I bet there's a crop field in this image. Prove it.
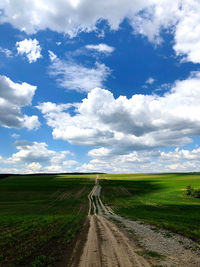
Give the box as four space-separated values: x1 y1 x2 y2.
0 174 95 266
1 172 200 266
100 173 200 242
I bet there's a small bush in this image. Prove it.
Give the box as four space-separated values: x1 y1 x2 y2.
193 189 200 198
186 185 200 198
186 185 193 196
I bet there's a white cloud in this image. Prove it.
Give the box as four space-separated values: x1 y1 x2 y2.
16 38 42 63
1 1 200 63
130 0 200 63
36 101 78 114
146 77 155 84
85 43 115 54
49 56 111 93
38 71 200 156
11 133 20 139
0 140 78 174
173 1 200 63
0 47 12 57
158 147 200 172
0 167 20 174
130 1 181 44
48 50 57 62
1 140 200 174
77 150 154 173
77 147 200 173
9 140 70 164
0 75 40 129
44 160 78 173
0 0 152 35
25 162 42 172
161 147 200 161
23 115 41 130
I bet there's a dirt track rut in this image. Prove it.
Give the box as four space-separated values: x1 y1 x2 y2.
76 177 150 267
69 177 200 267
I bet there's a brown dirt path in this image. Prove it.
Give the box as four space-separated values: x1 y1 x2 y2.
78 215 150 267
72 177 150 267
70 177 200 267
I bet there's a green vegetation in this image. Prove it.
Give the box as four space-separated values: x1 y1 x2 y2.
137 249 165 260
2 172 200 265
0 174 95 266
100 173 200 242
186 185 200 198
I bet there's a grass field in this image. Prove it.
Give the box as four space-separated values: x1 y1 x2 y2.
1 172 200 266
0 174 95 266
100 173 200 242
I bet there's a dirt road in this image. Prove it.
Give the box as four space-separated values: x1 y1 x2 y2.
69 177 200 267
75 177 150 267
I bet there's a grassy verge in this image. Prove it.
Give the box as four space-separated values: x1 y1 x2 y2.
100 173 200 242
0 174 95 266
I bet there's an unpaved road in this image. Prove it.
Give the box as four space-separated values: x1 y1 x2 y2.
70 177 200 267
74 177 150 267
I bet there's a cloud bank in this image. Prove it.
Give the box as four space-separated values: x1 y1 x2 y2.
1 0 200 63
38 71 200 156
0 140 78 174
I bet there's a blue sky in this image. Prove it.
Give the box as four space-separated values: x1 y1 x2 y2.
0 0 200 173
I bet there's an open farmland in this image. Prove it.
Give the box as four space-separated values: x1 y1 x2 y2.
100 173 200 242
1 172 200 267
0 174 95 266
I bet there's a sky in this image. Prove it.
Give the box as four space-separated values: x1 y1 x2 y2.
0 0 200 174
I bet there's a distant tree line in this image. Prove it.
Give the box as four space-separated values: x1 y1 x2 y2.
0 174 10 179
0 172 105 178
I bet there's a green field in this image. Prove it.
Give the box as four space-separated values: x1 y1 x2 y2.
1 172 200 266
0 174 95 266
100 173 200 242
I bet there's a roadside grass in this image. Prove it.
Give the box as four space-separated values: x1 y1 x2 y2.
0 174 95 266
100 173 200 242
137 249 165 260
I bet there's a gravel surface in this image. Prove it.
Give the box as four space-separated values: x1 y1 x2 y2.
109 214 200 267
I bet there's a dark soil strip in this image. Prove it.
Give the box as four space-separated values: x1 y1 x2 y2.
56 217 90 267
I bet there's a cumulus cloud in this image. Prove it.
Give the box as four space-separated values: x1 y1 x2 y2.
78 147 200 173
25 162 42 172
85 43 115 54
0 140 78 174
0 75 40 129
77 150 155 173
0 0 151 35
1 140 200 174
10 140 70 164
161 147 200 162
38 71 200 156
82 156 199 173
173 1 200 63
1 1 200 63
131 0 200 63
16 38 42 63
49 56 111 93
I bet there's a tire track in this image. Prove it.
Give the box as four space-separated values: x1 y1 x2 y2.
76 176 151 267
